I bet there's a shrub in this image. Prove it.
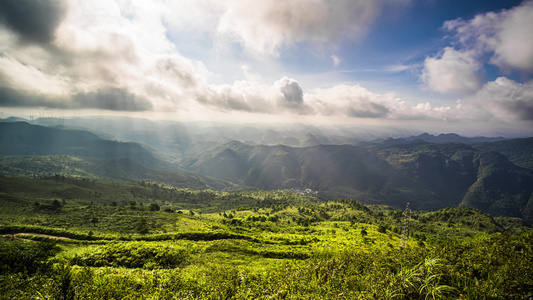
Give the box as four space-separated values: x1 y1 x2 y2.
70 242 188 269
0 238 60 274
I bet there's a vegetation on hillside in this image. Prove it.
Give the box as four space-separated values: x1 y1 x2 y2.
1 176 532 299
184 141 533 220
1 120 533 298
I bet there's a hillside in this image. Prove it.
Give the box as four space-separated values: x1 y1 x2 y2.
0 122 236 190
0 122 161 168
183 141 533 222
2 119 532 223
1 174 531 299
471 137 533 170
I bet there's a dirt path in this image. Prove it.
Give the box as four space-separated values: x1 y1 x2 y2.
2 233 73 241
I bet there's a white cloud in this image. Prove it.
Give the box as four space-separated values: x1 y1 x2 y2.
0 55 70 96
421 47 482 94
442 0 533 72
216 0 400 56
469 77 533 121
307 84 393 118
492 1 533 71
331 55 341 67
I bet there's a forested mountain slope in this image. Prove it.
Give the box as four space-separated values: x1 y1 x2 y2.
184 141 533 222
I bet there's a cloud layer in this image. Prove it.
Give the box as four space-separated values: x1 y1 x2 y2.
0 0 531 135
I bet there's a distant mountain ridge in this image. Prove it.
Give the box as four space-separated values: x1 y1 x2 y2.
0 122 162 168
366 133 507 146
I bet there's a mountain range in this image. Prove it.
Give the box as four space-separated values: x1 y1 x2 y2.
1 117 532 223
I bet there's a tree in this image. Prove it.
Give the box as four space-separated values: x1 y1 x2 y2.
136 218 149 234
51 199 61 210
360 227 368 237
90 217 99 227
149 203 160 211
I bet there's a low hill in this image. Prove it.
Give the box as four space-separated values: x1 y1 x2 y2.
0 155 235 191
0 122 236 190
0 122 161 168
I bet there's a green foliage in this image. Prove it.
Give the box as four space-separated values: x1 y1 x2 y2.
185 140 533 220
377 223 387 233
71 242 188 269
135 218 150 234
1 174 533 299
0 238 60 274
149 203 160 211
360 227 368 237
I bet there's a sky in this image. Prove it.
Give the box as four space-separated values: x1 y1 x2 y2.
0 0 532 136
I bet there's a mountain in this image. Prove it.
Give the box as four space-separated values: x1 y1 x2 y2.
471 137 533 170
365 133 507 146
2 117 532 222
0 122 236 190
0 116 28 123
0 122 162 167
405 133 506 144
183 141 533 222
460 151 533 221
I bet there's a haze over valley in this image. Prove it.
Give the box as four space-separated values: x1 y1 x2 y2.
1 116 532 224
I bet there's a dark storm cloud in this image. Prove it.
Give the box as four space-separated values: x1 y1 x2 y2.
0 0 67 44
279 78 303 105
0 87 49 107
0 87 152 112
505 100 533 121
276 77 313 114
347 102 390 118
73 88 152 112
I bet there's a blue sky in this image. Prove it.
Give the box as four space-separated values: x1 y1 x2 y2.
0 0 532 136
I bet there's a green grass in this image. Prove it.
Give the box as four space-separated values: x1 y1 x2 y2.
1 175 532 299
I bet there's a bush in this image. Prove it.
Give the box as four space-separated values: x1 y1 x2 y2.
70 242 188 269
0 238 60 274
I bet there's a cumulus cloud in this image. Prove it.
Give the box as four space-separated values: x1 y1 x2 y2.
193 77 314 115
307 84 392 118
442 0 533 72
0 0 205 113
276 77 304 108
0 0 67 44
470 77 533 121
0 0 414 117
492 2 533 71
421 47 482 94
216 0 404 55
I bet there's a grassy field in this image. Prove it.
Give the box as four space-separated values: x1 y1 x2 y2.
1 176 532 299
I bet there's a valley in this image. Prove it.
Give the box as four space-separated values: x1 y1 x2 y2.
1 117 533 299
